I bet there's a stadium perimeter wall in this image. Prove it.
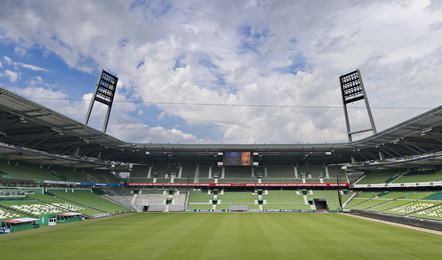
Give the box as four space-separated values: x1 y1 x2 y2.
350 210 442 232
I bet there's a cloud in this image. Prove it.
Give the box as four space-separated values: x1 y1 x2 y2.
109 123 202 144
21 63 48 72
2 56 48 72
2 69 19 82
0 0 441 144
3 56 12 65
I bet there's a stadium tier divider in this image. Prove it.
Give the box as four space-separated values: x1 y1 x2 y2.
130 178 154 183
156 178 174 183
305 178 322 183
261 178 298 183
198 178 215 183
221 178 257 183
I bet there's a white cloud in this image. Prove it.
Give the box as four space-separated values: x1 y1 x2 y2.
109 123 202 144
3 56 12 65
3 69 19 82
21 63 48 72
29 76 44 86
2 55 48 72
0 0 441 144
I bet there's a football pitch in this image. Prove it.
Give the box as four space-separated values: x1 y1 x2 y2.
0 213 441 259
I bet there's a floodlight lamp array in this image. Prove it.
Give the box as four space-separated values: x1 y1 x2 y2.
340 71 364 104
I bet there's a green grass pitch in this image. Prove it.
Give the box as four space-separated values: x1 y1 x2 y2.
1 213 441 259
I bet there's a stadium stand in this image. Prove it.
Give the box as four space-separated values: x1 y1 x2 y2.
0 207 23 219
198 166 210 179
343 192 377 208
82 169 119 184
216 191 258 210
305 178 322 183
424 192 442 201
411 204 442 221
261 178 296 183
355 169 405 184
50 166 90 182
0 159 63 181
51 191 129 216
198 178 215 183
263 190 310 210
155 178 172 183
344 191 439 212
3 201 71 216
131 190 186 212
186 190 214 210
221 178 257 183
129 165 151 182
383 201 442 216
266 166 295 178
175 166 196 182
366 199 414 212
151 166 177 178
347 198 392 210
224 166 252 178
393 169 442 183
327 166 346 179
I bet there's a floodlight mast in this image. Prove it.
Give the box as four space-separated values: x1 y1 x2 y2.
339 69 377 142
84 69 118 133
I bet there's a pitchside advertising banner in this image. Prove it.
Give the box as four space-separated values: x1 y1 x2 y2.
43 180 123 186
127 183 350 187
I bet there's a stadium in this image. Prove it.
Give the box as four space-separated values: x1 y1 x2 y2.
1 2 442 258
0 70 441 259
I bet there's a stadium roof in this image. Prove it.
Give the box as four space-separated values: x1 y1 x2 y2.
0 87 441 168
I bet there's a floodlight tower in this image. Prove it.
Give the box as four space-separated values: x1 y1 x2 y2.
339 69 377 142
84 69 118 133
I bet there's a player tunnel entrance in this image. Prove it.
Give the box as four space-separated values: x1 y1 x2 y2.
311 198 329 213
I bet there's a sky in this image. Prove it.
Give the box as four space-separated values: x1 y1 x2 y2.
0 0 441 145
